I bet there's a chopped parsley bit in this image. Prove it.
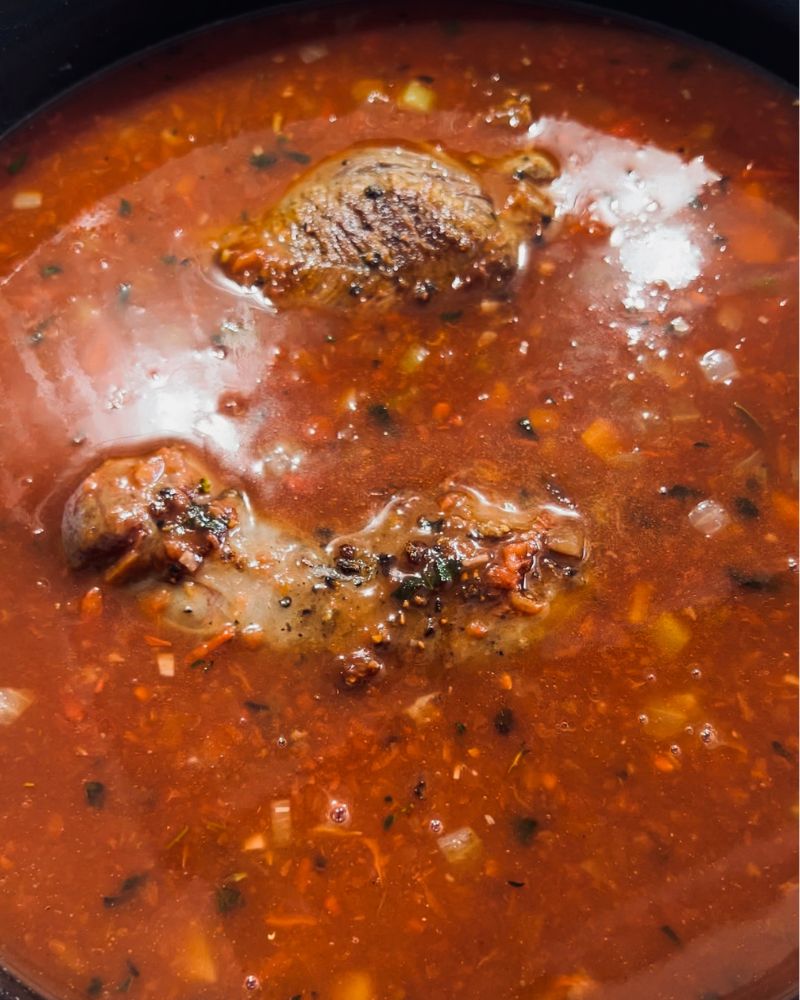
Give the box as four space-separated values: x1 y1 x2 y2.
243 700 270 713
189 658 213 672
215 883 244 914
507 879 526 888
249 151 278 170
118 282 132 305
285 150 311 164
516 416 538 439
86 977 103 998
197 476 211 494
440 309 463 323
40 263 63 278
455 721 467 735
102 872 147 908
733 495 760 519
493 706 515 735
771 739 793 761
659 483 701 501
117 960 140 993
29 329 46 346
440 18 462 35
512 815 539 846
368 402 393 428
161 254 178 265
660 924 682 947
382 813 395 831
84 780 106 809
7 152 28 175
118 198 132 217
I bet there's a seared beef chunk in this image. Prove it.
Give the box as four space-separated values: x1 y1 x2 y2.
217 144 556 309
62 448 236 582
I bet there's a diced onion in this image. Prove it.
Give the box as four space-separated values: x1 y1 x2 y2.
688 499 730 537
243 832 266 852
397 80 436 113
0 688 34 726
270 799 292 848
437 826 483 865
699 349 738 384
299 43 328 64
157 652 175 677
398 344 430 375
404 691 441 725
12 191 42 210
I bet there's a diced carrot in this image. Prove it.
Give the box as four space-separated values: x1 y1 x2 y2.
653 754 676 773
772 491 798 525
529 406 559 431
466 620 488 638
79 586 103 621
184 624 236 665
432 401 451 422
725 223 780 264
628 581 653 624
144 634 172 648
581 418 623 462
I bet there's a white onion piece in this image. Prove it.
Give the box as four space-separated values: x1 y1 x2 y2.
0 688 34 725
437 826 483 865
699 349 738 384
688 499 730 537
157 652 175 677
270 799 292 848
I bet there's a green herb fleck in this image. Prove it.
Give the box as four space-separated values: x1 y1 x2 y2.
85 780 106 809
29 329 46 347
368 402 393 428
40 263 63 278
118 199 132 218
507 879 526 888
189 658 213 672
161 254 178 265
440 310 462 323
771 739 793 761
215 883 244 914
382 813 395 831
733 496 759 519
660 924 682 947
243 699 270 713
512 816 539 846
494 706 515 734
118 282 132 305
117 960 139 993
86 977 103 998
102 872 147 908
455 721 467 735
7 152 28 176
516 417 538 439
440 18 462 36
285 150 311 165
249 152 278 170
197 477 211 495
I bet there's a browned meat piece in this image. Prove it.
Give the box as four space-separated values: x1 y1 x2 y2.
217 144 556 309
62 447 237 582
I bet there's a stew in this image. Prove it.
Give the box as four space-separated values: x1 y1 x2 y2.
0 5 796 1000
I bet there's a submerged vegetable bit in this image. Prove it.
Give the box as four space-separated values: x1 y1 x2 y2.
0 688 34 726
437 826 483 865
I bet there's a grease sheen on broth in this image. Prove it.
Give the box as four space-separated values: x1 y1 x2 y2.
0 6 796 1000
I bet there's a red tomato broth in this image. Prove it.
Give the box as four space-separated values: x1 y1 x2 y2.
0 5 796 1000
